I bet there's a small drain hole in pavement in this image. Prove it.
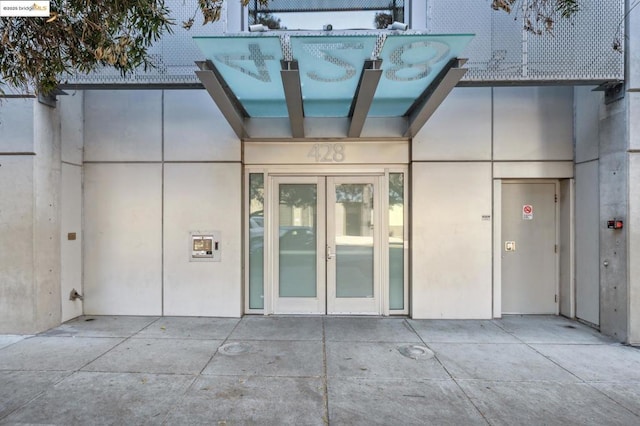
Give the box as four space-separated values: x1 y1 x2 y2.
397 345 434 360
85 318 95 322
219 342 250 355
564 325 576 329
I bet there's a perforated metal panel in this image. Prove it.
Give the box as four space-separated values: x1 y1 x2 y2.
64 0 624 87
66 1 225 86
426 0 624 82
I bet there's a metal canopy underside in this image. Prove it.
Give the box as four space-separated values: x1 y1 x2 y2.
194 31 472 140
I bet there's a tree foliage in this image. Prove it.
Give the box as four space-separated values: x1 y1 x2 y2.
256 12 283 30
1 0 174 95
0 0 267 95
491 0 579 34
374 12 393 30
1 0 578 96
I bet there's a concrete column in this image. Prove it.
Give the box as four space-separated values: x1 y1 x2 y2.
0 99 62 333
598 2 640 344
33 101 62 332
0 99 36 333
627 3 640 345
598 98 628 342
630 136 640 344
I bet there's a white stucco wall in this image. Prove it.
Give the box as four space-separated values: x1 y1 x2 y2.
84 90 162 162
78 83 575 320
574 87 601 326
83 163 163 315
163 163 242 317
60 92 84 164
493 86 574 161
413 87 492 161
59 92 84 322
82 89 241 317
411 162 493 318
411 86 574 319
163 90 240 162
61 163 83 321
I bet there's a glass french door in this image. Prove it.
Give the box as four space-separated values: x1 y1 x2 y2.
272 176 326 314
271 175 380 315
326 176 379 314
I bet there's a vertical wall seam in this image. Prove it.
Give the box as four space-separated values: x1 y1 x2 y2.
408 138 413 317
491 87 495 317
570 86 578 320
161 90 165 317
80 90 86 316
240 132 245 314
624 0 631 339
56 94 63 325
624 0 632 340
31 101 38 328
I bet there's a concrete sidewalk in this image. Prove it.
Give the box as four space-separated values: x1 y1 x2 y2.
1 315 640 425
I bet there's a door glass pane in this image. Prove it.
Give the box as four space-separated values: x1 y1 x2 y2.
335 183 374 298
248 174 264 309
279 184 317 297
389 173 404 309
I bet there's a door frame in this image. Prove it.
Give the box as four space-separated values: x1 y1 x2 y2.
271 174 382 315
326 175 381 315
243 165 409 316
493 179 561 317
271 175 327 314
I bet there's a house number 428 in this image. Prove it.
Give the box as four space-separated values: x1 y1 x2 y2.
307 143 346 163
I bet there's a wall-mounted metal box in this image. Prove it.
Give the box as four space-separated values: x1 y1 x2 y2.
190 231 221 262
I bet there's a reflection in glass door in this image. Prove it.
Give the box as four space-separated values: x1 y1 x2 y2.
271 175 380 315
327 177 379 314
272 177 326 314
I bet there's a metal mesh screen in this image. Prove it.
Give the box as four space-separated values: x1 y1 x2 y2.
426 0 624 82
278 30 388 62
66 1 225 86
65 0 624 87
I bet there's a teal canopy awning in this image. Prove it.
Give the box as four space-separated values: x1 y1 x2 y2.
194 31 472 139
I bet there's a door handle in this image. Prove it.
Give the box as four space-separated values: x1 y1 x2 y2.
326 245 336 260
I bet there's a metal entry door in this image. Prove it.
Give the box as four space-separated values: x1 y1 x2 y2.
502 182 557 314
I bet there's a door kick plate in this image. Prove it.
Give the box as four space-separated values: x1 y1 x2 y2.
505 241 516 252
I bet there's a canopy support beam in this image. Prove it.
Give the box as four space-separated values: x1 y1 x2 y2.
404 58 468 138
281 60 305 138
195 60 248 139
348 59 383 138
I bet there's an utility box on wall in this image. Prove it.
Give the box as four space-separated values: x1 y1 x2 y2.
190 231 221 262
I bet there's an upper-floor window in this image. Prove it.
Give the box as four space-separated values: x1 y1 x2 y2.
248 0 405 30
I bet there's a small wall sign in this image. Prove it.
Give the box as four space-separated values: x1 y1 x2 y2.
522 204 533 220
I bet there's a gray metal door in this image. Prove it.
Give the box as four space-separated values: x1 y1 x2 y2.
502 182 557 314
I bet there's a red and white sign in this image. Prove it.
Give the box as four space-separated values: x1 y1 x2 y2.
522 204 533 220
